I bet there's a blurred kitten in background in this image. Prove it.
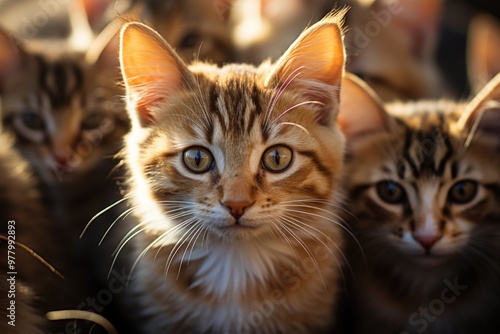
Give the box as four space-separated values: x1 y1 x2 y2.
230 0 449 101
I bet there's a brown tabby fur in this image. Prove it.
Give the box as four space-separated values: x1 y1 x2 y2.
337 73 500 334
117 12 347 333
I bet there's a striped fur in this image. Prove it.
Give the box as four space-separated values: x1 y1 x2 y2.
118 13 346 333
338 74 500 334
0 29 128 185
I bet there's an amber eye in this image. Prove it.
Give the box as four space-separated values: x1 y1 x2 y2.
376 180 406 204
183 147 214 173
21 112 45 130
82 113 104 130
262 145 293 172
448 180 478 204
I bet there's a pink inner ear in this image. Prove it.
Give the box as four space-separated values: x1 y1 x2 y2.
120 23 192 127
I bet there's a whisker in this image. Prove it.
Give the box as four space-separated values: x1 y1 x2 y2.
80 197 128 238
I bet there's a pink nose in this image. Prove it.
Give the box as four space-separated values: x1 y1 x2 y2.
414 235 441 250
222 200 252 220
53 153 68 166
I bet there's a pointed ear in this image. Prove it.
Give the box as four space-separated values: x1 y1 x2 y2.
467 14 500 94
265 11 346 126
459 73 500 143
339 73 393 145
119 22 194 127
0 27 25 92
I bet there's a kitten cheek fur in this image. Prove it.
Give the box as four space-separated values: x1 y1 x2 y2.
119 11 347 333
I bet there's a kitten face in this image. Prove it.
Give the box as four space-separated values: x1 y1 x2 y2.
0 35 127 185
120 17 345 243
130 71 343 241
340 76 500 267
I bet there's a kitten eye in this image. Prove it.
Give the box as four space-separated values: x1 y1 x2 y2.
183 147 214 173
21 112 45 130
262 145 293 173
448 180 478 204
180 32 201 49
376 180 406 204
82 113 104 130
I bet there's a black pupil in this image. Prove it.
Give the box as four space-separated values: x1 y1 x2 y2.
455 183 467 198
23 113 43 129
272 150 281 166
194 150 202 167
386 182 398 197
181 33 199 48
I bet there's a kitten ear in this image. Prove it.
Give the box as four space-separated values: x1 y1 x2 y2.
459 73 500 142
120 22 194 127
338 73 393 143
265 12 346 126
467 14 500 94
0 27 25 92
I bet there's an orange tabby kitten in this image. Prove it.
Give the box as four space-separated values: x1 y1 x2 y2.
337 73 500 333
117 12 347 333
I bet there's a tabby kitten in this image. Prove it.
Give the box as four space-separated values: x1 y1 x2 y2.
118 12 347 333
337 73 500 334
0 20 128 330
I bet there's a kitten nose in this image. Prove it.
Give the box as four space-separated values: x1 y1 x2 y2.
414 235 441 250
222 200 252 220
53 153 68 166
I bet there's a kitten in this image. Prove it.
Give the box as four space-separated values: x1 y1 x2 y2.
0 16 128 331
130 0 236 64
337 72 500 334
230 0 448 101
117 12 347 333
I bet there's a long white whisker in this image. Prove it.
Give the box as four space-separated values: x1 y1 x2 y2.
80 197 128 238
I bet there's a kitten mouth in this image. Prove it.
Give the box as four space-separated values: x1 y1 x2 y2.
413 253 447 265
219 223 258 230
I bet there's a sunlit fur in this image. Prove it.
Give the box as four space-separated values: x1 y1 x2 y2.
341 80 500 333
118 14 346 333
